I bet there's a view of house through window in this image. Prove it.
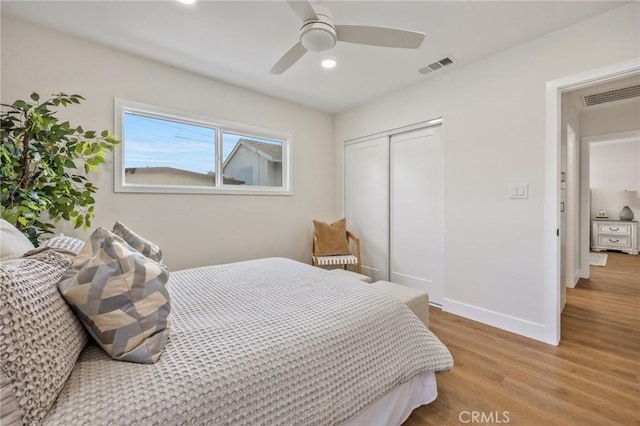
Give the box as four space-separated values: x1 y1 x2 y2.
222 133 283 187
120 107 288 193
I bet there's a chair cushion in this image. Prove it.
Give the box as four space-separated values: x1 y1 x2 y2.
0 219 34 261
316 255 359 266
0 250 88 424
313 218 351 256
112 221 163 263
58 227 171 364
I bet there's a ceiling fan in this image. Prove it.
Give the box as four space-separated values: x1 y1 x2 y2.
270 0 426 75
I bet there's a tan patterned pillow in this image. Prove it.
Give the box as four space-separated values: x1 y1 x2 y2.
40 234 85 254
0 251 88 424
23 234 86 260
313 218 351 255
58 227 171 364
112 221 163 263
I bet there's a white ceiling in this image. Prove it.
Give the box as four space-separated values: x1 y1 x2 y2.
1 1 628 113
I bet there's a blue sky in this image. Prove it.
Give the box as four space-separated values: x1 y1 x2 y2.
123 113 279 174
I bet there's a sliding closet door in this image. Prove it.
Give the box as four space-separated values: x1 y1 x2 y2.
390 125 443 304
344 137 389 282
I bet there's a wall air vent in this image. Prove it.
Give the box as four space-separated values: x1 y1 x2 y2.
419 57 454 75
583 84 640 106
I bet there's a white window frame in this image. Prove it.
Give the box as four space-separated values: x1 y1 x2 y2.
114 98 292 195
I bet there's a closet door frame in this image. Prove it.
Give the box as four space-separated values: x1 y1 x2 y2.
343 118 443 290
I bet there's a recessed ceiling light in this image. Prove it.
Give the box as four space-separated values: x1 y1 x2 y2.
321 59 337 69
178 0 196 4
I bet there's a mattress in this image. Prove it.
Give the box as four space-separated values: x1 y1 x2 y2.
44 258 452 425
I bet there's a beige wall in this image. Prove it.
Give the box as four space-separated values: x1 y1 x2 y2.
333 3 639 339
1 17 335 271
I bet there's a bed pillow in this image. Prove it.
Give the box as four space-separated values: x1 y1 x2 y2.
112 221 163 263
58 227 171 364
313 218 351 256
0 219 34 260
0 250 88 425
23 234 86 259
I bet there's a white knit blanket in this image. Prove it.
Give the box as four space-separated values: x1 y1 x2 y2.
45 258 453 425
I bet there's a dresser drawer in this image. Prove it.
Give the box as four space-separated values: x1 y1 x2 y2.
597 223 632 236
597 235 632 249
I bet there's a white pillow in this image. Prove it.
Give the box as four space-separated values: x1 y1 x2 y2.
0 219 35 261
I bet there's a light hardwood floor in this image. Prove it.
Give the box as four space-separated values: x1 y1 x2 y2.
403 252 640 425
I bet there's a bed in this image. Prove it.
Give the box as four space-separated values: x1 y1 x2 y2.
1 224 453 425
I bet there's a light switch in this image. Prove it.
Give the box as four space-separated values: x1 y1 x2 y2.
509 184 528 199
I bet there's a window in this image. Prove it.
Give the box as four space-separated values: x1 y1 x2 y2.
114 99 291 195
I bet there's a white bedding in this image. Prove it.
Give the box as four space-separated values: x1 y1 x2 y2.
345 371 438 426
44 258 452 425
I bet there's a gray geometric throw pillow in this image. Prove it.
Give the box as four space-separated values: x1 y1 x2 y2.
58 227 171 364
112 221 163 263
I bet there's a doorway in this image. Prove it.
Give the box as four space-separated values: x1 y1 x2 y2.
545 58 640 345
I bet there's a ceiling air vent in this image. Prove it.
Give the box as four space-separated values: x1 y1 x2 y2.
583 84 640 107
419 57 454 75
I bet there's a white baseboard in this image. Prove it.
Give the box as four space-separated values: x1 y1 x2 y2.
564 270 582 289
442 298 551 344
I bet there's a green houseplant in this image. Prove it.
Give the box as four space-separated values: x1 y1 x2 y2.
1 92 119 245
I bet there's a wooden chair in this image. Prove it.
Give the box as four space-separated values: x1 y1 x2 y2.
312 230 362 273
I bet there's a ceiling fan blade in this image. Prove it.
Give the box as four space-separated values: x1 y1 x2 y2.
269 42 308 75
286 0 318 22
335 25 425 49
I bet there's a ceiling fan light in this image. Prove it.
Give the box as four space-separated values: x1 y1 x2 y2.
300 22 337 52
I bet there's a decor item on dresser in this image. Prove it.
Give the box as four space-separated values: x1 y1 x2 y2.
591 219 638 255
619 205 634 221
0 92 119 245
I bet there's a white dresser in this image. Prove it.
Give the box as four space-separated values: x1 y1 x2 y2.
591 220 638 255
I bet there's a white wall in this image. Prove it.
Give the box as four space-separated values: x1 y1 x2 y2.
334 3 639 342
1 17 335 271
590 140 640 191
590 140 640 220
560 94 582 298
582 100 640 137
